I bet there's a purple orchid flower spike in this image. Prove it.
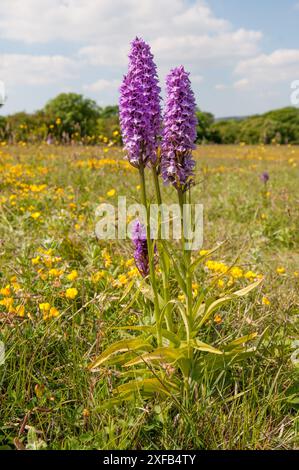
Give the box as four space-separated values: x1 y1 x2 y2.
161 66 197 191
119 37 162 169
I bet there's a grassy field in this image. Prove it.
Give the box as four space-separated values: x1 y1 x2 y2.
0 143 298 450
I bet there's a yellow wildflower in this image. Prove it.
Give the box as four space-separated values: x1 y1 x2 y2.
276 267 285 275
107 189 116 197
127 267 139 278
244 271 257 280
230 267 243 279
67 270 78 281
39 303 51 312
15 305 25 317
0 297 14 308
125 258 135 268
65 288 78 299
262 296 271 306
102 249 111 268
91 271 105 283
49 268 63 278
49 307 59 318
31 212 41 220
0 285 11 297
118 274 128 286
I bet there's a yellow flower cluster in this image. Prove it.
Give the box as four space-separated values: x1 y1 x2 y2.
65 288 78 299
39 303 60 320
102 249 112 268
74 158 132 172
205 259 262 284
31 248 64 280
0 279 27 317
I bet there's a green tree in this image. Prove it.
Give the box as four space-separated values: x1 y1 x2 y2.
44 93 101 139
99 105 119 119
196 110 214 143
210 120 240 144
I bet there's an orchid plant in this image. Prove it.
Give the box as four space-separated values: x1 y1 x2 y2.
90 38 262 404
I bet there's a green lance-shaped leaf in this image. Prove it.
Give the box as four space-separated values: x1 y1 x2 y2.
192 350 256 380
195 278 263 329
223 332 258 351
190 339 224 355
120 368 154 379
119 279 135 303
160 239 187 294
233 278 263 296
124 346 188 367
114 325 181 347
121 277 149 314
114 377 179 398
89 337 152 370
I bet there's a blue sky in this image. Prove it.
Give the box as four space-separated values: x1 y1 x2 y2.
0 0 298 117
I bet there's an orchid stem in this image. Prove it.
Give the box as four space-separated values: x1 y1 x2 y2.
139 164 162 347
178 187 193 350
152 166 173 332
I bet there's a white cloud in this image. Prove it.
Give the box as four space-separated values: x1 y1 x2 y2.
0 0 262 69
0 54 78 87
150 29 261 65
79 30 262 69
0 0 272 115
0 0 231 43
235 49 299 86
0 0 125 43
78 44 128 67
191 75 204 84
233 78 250 89
83 79 120 93
172 2 229 32
215 84 228 90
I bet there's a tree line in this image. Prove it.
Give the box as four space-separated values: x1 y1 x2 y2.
1 92 299 144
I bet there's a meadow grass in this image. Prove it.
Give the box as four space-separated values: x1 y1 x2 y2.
0 143 298 450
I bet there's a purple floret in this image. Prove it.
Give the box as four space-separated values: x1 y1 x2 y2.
260 171 270 183
161 66 197 190
132 220 149 277
119 37 162 168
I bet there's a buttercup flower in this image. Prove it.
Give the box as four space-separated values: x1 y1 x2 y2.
119 37 162 168
161 66 197 190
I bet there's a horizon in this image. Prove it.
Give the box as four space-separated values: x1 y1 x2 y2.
2 90 298 121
